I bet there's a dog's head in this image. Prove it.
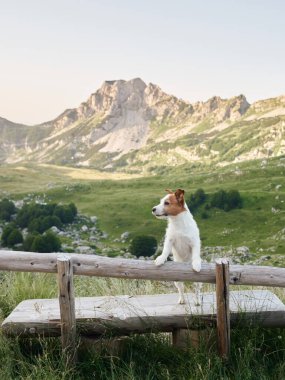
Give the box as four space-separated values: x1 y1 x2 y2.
152 189 186 219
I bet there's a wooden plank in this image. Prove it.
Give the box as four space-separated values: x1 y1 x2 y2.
2 290 285 337
216 258 230 359
0 250 284 287
172 329 189 349
57 257 77 362
172 329 214 350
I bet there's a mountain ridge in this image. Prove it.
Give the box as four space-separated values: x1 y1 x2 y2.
0 78 284 172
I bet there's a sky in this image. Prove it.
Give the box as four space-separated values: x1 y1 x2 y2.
0 0 285 125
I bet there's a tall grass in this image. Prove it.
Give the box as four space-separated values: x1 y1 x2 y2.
0 272 284 379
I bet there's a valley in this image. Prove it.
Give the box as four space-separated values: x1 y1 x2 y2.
0 156 284 267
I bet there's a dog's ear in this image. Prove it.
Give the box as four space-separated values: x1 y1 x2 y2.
175 188 185 206
165 189 173 194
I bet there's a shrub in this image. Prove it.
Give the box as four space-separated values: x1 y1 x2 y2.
210 189 243 211
226 189 243 210
187 188 207 213
31 235 47 253
0 199 16 221
30 231 61 253
53 204 76 224
130 236 157 258
42 215 62 230
201 211 209 219
68 203 77 218
28 218 43 233
1 224 15 246
16 204 44 228
23 233 37 251
186 188 243 213
17 202 77 229
28 215 62 234
43 231 61 252
7 229 23 247
210 190 227 209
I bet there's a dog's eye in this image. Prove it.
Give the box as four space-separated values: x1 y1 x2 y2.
164 201 170 206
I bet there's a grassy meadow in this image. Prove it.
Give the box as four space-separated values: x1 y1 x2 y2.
0 157 285 379
1 157 284 259
0 272 284 379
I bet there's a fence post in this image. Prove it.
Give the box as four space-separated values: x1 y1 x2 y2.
215 258 230 359
57 257 77 363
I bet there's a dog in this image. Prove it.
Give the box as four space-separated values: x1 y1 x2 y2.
152 188 202 304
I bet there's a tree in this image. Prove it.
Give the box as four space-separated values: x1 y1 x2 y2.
210 190 227 209
0 199 16 221
130 236 157 258
43 231 61 252
226 190 243 210
42 215 62 231
187 188 207 213
210 189 243 211
16 203 38 228
69 203 77 218
27 215 63 234
31 235 47 253
1 224 15 246
53 205 75 224
23 233 37 251
28 218 42 233
7 229 23 247
16 202 77 229
195 188 207 204
30 231 61 253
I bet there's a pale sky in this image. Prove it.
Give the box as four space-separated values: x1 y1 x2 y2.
1 0 284 125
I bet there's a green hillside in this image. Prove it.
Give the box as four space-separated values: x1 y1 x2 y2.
1 156 284 264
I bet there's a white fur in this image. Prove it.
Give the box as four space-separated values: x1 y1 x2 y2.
152 194 202 304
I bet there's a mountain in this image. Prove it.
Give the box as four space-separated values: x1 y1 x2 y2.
0 78 284 173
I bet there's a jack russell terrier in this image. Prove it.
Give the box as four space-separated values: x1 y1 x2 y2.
152 189 202 304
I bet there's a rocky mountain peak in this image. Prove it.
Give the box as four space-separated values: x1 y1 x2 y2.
53 78 189 131
86 78 147 115
192 94 250 123
1 79 283 170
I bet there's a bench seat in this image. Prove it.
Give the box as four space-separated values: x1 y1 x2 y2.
2 290 285 337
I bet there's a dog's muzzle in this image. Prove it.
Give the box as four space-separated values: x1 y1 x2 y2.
152 207 168 219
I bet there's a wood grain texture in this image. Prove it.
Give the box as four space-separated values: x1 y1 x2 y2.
57 257 76 361
0 250 284 287
216 259 230 359
2 290 285 337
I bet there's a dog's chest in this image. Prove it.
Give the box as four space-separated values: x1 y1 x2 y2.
171 232 193 247
169 219 198 252
167 217 198 242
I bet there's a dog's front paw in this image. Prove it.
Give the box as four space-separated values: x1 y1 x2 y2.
178 296 185 304
155 255 166 266
192 259 202 272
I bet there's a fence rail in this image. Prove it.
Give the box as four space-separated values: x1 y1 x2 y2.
0 250 285 287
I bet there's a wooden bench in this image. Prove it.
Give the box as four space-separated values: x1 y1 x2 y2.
3 290 285 338
1 251 285 360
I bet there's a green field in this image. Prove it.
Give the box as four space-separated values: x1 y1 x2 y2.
1 157 284 261
0 157 285 379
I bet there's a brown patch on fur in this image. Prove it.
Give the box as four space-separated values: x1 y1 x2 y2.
175 188 185 207
165 193 186 216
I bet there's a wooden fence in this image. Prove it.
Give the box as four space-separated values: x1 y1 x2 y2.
0 250 285 360
0 250 285 287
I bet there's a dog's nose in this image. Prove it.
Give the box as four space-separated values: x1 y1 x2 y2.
152 207 156 213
